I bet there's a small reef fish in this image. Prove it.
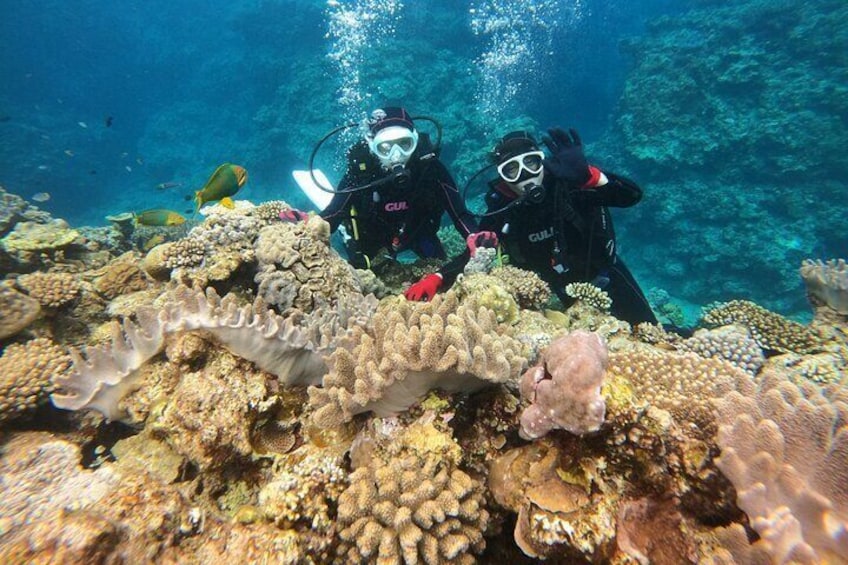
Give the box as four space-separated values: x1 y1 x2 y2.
134 209 186 227
156 181 183 190
142 233 166 251
125 165 132 172
191 163 248 212
78 121 88 129
64 149 74 157
32 192 51 202
37 165 49 171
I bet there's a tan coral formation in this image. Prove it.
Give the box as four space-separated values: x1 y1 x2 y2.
16 271 82 308
490 265 552 310
565 282 612 311
94 256 149 299
0 338 71 424
336 417 489 564
308 291 527 428
254 216 361 313
0 219 80 254
0 284 41 339
715 369 848 564
702 299 821 354
800 258 848 315
677 324 766 375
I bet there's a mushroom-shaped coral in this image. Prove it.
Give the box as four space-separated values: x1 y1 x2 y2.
800 258 848 315
518 330 608 440
16 271 82 309
0 284 41 340
308 291 527 427
0 338 71 424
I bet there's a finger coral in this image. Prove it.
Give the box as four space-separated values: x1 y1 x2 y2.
800 258 848 315
336 417 489 564
308 291 527 427
518 330 608 440
0 338 71 424
16 271 82 309
715 369 848 564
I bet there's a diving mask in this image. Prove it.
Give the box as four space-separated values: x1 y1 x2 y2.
497 150 545 183
369 126 419 170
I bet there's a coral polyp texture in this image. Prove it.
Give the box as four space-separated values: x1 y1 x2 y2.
336 417 489 564
0 338 71 424
307 291 527 427
518 330 608 440
489 265 552 310
702 299 821 354
0 284 41 340
565 282 612 311
16 271 81 309
801 258 848 315
715 370 848 564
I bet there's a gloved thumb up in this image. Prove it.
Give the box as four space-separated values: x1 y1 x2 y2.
404 273 443 302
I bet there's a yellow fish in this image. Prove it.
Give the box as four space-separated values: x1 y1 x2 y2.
192 163 247 212
134 209 186 227
142 233 166 251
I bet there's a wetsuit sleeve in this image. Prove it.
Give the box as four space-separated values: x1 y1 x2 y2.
570 172 643 208
319 172 355 231
432 160 479 237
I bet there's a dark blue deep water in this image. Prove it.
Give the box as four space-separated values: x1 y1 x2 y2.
1 0 846 320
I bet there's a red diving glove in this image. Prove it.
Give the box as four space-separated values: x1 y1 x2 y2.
466 231 499 257
279 208 309 222
404 273 443 302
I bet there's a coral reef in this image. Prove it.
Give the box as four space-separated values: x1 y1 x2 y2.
702 299 821 354
565 282 612 311
16 271 82 309
490 265 552 310
676 324 765 375
1 219 80 256
715 369 848 563
0 283 41 340
518 331 608 440
0 338 71 425
801 258 848 315
308 291 527 427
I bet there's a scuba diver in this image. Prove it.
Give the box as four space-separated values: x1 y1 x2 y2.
281 106 483 272
405 127 658 326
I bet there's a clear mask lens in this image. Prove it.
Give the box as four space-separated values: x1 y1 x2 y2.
371 127 418 159
497 151 545 183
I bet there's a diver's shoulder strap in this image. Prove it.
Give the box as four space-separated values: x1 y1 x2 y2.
416 132 439 161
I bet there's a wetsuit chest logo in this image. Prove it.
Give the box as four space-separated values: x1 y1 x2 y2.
385 201 409 212
528 227 554 243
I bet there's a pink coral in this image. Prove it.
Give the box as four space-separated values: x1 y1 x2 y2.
518 330 608 440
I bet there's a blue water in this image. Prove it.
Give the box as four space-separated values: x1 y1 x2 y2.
1 0 845 319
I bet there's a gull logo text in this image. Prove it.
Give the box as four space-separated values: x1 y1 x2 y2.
385 201 409 212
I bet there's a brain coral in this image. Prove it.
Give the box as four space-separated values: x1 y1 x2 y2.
715 369 848 564
94 257 149 299
16 271 82 309
337 418 489 564
308 291 527 427
1 338 71 424
254 216 361 312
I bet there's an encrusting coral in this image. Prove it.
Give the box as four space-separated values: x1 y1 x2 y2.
518 330 608 440
307 291 527 428
52 285 376 421
714 369 848 564
801 258 848 315
0 338 71 425
702 299 821 354
0 283 41 340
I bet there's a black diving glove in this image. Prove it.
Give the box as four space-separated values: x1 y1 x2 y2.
542 127 591 186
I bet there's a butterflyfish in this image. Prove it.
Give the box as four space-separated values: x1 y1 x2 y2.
134 209 186 227
192 163 247 212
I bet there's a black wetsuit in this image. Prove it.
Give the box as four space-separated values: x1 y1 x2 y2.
443 172 658 325
322 138 477 270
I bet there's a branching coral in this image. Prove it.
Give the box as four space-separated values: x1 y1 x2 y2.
801 258 848 315
52 286 376 421
16 271 81 309
715 369 848 564
336 417 489 564
702 299 821 354
0 338 71 424
307 291 527 427
518 331 608 440
565 282 612 311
